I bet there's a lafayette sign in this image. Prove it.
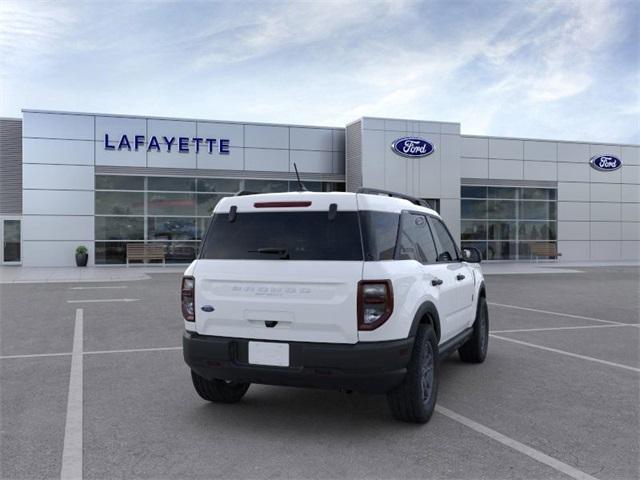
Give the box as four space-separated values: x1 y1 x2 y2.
104 134 230 154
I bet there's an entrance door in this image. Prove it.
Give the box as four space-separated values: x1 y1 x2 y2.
2 219 21 264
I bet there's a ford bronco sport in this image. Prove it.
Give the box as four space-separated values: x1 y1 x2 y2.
182 188 488 423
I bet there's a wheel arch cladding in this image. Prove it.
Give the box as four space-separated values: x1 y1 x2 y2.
409 302 441 341
479 281 486 298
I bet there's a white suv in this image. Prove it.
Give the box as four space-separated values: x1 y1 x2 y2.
182 188 488 423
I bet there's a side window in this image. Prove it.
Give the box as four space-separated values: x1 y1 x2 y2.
429 217 459 262
396 212 438 263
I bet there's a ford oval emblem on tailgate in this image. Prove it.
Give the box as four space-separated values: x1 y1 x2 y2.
201 305 214 312
391 137 435 158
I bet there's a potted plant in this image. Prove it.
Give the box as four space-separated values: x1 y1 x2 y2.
75 245 88 267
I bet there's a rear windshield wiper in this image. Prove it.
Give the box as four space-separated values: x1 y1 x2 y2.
248 247 290 259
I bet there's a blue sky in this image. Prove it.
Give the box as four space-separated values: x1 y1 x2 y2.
1 0 638 143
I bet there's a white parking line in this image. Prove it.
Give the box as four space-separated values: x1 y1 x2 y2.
436 405 600 480
491 324 638 334
69 286 127 290
488 302 628 326
66 298 139 304
0 351 72 360
84 346 181 355
60 308 83 480
490 334 640 373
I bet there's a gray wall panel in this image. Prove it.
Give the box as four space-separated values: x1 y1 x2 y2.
0 118 22 214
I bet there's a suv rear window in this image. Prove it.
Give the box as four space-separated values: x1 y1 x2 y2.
200 211 363 261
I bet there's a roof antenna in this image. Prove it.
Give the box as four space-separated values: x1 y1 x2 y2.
293 163 308 191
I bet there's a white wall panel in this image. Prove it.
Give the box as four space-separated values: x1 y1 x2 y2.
23 190 94 215
461 157 488 179
440 199 461 242
557 241 589 261
147 119 196 140
440 134 460 198
621 203 640 221
147 149 196 169
332 129 345 152
557 142 590 163
558 182 589 201
589 165 621 183
22 240 94 267
96 116 146 141
590 241 620 260
290 150 333 174
488 159 523 180
622 222 640 240
590 202 620 221
22 215 93 241
558 202 589 221
621 165 640 184
23 138 94 166
197 147 244 171
441 124 460 135
590 183 620 202
414 134 440 198
590 222 620 240
558 222 589 240
23 112 94 140
621 241 640 259
621 146 640 165
197 122 244 147
622 184 640 203
384 119 407 131
361 118 385 130
524 141 556 161
96 144 146 167
461 137 488 158
590 144 621 159
23 164 94 190
419 122 441 134
244 148 289 172
290 128 333 151
524 161 556 181
244 125 288 149
489 138 523 160
558 162 590 182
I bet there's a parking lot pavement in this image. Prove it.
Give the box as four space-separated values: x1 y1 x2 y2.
1 267 639 479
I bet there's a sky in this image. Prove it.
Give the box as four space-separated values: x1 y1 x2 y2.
0 0 638 143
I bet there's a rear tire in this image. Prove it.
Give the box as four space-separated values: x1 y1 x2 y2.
386 324 438 424
191 371 250 403
458 296 489 363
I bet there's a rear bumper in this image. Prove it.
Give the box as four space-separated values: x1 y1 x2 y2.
183 332 414 393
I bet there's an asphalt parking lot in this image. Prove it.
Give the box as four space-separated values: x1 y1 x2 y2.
1 266 638 480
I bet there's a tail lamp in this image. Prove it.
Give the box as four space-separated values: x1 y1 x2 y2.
357 280 393 330
181 276 195 322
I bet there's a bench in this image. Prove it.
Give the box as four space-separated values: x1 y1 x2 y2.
126 244 165 266
529 242 562 261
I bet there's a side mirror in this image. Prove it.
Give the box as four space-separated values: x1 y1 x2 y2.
462 247 482 263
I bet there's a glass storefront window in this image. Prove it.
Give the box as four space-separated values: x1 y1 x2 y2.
148 176 195 192
95 191 144 215
95 216 144 241
95 175 144 190
461 185 557 260
94 175 345 264
147 192 196 216
147 217 196 240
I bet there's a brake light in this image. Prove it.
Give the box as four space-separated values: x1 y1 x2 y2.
357 280 393 330
181 276 195 322
254 201 312 208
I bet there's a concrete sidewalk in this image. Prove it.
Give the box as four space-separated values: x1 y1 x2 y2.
0 265 186 284
481 260 640 275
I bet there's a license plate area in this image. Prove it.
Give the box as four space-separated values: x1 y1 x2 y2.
248 341 290 367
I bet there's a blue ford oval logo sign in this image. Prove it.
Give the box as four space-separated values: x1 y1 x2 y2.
391 137 434 158
590 155 622 172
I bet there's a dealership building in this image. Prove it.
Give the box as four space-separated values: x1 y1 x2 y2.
0 109 638 266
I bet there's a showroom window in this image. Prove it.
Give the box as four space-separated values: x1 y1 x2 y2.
460 185 557 260
95 175 345 264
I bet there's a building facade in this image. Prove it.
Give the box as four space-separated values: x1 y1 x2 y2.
0 109 638 266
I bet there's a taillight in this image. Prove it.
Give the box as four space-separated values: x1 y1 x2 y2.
181 276 195 322
357 280 393 330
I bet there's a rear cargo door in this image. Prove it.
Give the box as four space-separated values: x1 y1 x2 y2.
194 194 363 344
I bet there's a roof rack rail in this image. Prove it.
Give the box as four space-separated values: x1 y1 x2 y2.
234 190 260 196
356 187 430 208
